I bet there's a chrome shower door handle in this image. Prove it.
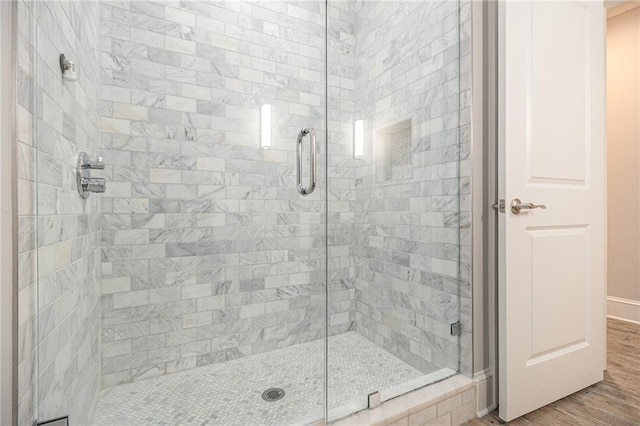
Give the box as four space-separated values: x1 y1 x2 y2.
296 127 316 196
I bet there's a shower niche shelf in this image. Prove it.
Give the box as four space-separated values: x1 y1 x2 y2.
375 119 412 185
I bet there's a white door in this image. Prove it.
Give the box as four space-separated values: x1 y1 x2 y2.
498 0 606 421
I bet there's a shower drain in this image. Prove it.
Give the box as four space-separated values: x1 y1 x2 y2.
261 387 285 402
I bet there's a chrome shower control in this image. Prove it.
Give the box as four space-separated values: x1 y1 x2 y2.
81 156 105 169
76 151 106 199
83 177 106 193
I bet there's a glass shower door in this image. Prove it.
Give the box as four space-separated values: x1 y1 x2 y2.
22 0 468 423
326 0 465 420
29 1 329 425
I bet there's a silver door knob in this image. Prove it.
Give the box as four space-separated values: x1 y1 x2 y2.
510 198 546 214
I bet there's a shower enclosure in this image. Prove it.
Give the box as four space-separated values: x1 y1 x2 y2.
16 0 471 424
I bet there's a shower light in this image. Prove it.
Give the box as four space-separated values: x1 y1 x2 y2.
261 104 271 150
59 54 78 82
354 119 364 159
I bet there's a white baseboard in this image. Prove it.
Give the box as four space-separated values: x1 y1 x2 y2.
473 368 496 418
607 296 640 325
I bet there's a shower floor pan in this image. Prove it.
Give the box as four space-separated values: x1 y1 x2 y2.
93 332 454 425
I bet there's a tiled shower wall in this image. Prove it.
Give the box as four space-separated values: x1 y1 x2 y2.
15 1 472 420
97 0 470 386
326 1 358 336
458 0 473 377
16 1 103 425
98 0 355 387
351 0 472 376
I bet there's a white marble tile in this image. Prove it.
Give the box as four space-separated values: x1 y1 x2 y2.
94 332 449 426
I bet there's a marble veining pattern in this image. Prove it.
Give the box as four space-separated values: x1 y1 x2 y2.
350 0 472 375
16 1 103 425
93 332 445 426
99 0 358 387
98 0 471 389
14 1 473 425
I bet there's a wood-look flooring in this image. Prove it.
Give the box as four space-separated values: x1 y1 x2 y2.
465 319 640 426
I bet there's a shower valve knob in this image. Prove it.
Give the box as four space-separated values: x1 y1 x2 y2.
76 151 106 198
81 156 105 169
90 156 105 169
83 177 106 193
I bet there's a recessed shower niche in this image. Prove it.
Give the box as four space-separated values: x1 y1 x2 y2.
375 119 413 184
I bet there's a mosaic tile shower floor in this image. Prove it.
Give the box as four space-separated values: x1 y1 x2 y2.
93 332 449 425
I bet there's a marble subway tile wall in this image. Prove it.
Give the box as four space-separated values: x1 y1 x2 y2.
327 0 358 336
458 0 473 377
17 0 103 425
16 3 38 423
11 0 472 422
99 0 355 386
350 0 472 376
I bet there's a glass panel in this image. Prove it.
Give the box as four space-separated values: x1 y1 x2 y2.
32 1 103 424
31 1 328 424
327 0 463 420
22 0 471 423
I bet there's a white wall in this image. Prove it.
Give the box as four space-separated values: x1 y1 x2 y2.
607 5 640 323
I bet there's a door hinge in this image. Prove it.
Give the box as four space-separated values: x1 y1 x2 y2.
450 321 461 337
491 199 505 213
368 391 381 408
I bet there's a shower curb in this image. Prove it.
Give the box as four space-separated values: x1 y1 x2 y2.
330 375 474 426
